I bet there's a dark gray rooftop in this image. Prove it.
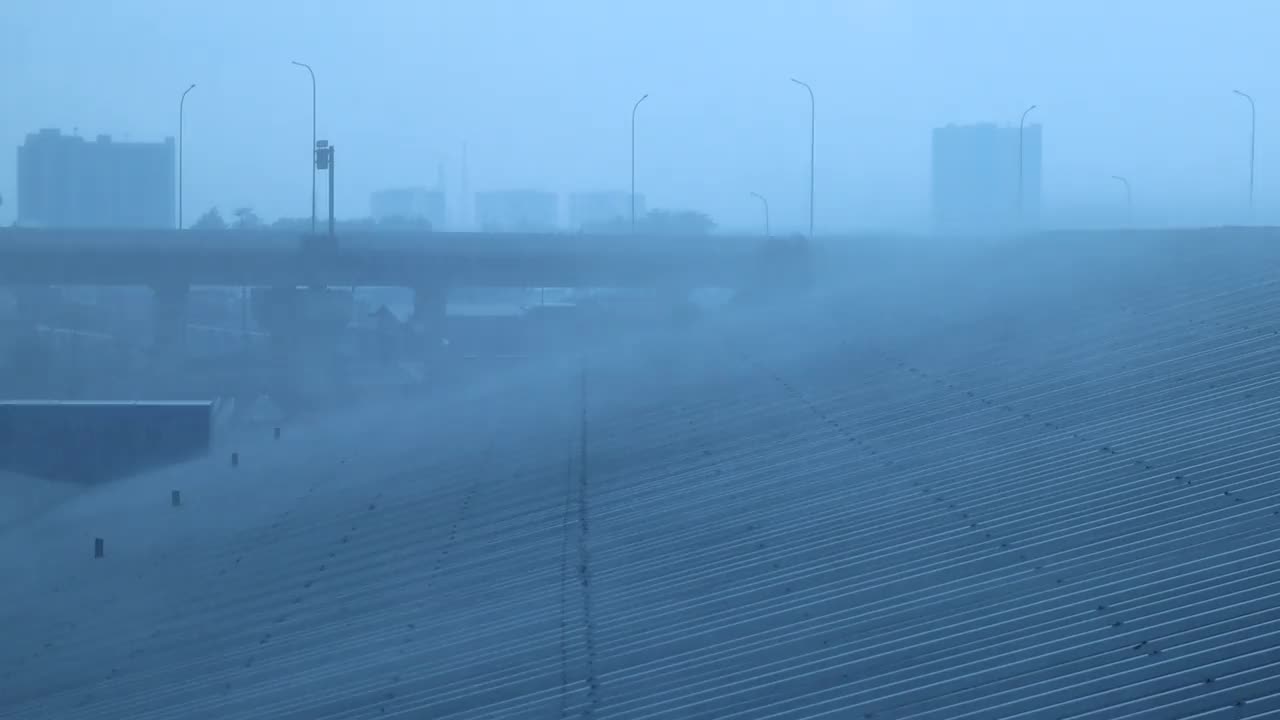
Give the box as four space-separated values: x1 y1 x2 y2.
3 232 1280 718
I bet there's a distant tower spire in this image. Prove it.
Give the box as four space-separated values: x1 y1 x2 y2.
461 141 470 230
436 157 449 229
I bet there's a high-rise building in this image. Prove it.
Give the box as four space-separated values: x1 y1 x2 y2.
17 128 175 228
931 122 1042 234
474 190 558 232
370 187 447 228
568 191 644 230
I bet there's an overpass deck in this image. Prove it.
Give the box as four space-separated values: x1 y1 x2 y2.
0 228 780 288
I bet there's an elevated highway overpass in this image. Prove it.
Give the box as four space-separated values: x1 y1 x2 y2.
0 227 811 354
0 228 801 290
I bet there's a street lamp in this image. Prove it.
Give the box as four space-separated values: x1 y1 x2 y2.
178 83 196 230
749 192 770 236
1111 175 1132 226
1018 104 1037 224
791 78 815 237
292 60 317 234
1233 89 1256 219
631 93 649 231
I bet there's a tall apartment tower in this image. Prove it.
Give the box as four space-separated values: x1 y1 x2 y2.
17 128 175 228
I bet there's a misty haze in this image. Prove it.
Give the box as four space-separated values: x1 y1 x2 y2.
3 2 1280 719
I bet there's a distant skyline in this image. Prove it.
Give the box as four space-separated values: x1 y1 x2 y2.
5 0 1280 233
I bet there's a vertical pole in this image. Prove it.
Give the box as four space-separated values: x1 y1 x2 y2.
1249 99 1256 218
631 94 649 232
1232 90 1255 221
791 79 815 237
327 147 335 238
750 192 770 237
178 109 183 230
1018 104 1037 226
292 61 317 234
1018 134 1024 222
1112 176 1132 226
807 93 814 237
311 74 317 234
179 84 195 230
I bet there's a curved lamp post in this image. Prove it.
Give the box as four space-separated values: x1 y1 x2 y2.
178 83 196 229
749 191 770 236
292 61 317 234
631 93 649 231
1111 175 1132 226
1233 89 1256 218
1018 104 1038 223
791 78 815 237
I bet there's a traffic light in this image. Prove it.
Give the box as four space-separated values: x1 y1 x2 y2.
315 140 331 170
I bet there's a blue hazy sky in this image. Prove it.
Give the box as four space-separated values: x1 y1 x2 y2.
4 1 1278 232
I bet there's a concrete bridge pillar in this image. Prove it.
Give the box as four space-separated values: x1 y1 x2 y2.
151 284 189 355
245 287 353 406
412 286 448 349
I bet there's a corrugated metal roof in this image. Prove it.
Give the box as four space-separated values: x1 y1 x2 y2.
3 235 1280 718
